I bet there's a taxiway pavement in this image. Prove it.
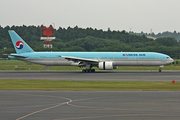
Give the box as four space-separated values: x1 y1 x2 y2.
0 91 180 120
0 71 179 81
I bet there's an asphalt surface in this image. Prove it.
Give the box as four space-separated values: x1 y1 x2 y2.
0 71 179 81
1 71 180 120
0 91 180 120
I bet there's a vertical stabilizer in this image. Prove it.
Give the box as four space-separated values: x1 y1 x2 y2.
8 30 34 54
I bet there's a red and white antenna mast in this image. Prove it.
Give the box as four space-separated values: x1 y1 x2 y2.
40 23 56 48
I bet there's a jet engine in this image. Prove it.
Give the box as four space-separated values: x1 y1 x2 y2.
98 62 114 70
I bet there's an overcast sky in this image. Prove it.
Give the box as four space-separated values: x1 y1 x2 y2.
1 0 180 33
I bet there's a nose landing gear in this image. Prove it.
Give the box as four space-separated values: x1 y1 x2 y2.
159 65 164 72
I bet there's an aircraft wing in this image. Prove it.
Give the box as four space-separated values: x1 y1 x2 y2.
58 55 99 63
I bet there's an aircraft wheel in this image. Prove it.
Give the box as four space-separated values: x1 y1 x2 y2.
86 69 89 72
82 69 95 73
82 69 85 73
159 69 161 72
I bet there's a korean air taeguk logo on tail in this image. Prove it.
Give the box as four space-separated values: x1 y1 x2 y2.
16 41 24 50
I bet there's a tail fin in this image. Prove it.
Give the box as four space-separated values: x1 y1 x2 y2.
8 30 34 54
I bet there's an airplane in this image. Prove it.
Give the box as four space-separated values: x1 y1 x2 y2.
7 30 174 73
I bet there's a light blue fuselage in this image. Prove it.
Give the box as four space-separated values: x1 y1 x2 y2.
9 52 173 66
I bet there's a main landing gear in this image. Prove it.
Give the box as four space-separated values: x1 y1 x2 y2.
82 64 95 73
82 69 95 73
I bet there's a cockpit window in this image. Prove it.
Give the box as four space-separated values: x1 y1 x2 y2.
166 57 169 59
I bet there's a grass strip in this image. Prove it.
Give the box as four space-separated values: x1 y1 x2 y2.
0 80 179 91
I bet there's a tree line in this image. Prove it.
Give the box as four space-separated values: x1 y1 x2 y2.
0 25 180 58
130 31 180 41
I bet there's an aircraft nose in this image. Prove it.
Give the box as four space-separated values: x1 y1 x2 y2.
166 57 174 64
169 58 174 63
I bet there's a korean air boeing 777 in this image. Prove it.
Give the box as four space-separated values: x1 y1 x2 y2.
7 30 174 72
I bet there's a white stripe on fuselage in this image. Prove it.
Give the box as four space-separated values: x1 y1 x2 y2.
21 58 172 66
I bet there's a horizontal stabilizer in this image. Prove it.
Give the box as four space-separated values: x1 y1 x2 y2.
8 54 28 58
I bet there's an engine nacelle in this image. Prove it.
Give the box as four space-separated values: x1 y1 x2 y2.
98 62 113 70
